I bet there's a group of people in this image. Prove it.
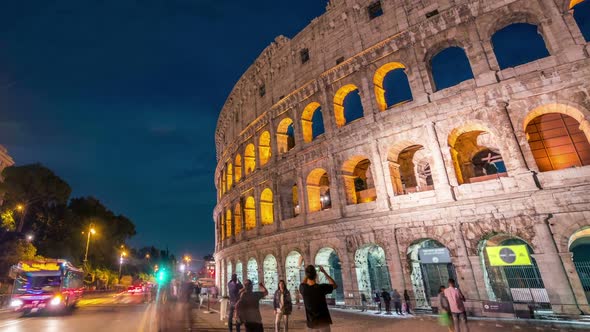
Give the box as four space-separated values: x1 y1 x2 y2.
438 278 470 332
227 265 338 332
361 289 411 315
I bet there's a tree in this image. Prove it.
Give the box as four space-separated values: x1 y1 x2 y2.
0 233 38 274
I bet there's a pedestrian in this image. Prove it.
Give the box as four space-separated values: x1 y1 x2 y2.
228 274 244 332
360 293 367 312
391 289 403 315
299 265 338 332
199 286 208 309
374 292 381 313
381 289 391 314
295 289 302 310
273 280 292 332
235 280 268 332
403 289 411 314
438 286 453 332
443 278 469 332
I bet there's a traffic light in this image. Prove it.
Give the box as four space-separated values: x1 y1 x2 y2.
156 268 168 283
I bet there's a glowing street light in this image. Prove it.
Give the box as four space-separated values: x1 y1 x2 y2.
83 223 96 264
26 234 33 242
118 250 127 283
15 204 26 233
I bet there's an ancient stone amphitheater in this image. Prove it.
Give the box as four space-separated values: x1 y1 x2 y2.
214 0 590 316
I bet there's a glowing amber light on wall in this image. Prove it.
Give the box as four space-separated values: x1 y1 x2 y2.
244 196 256 230
226 209 232 238
373 62 406 111
260 188 274 225
258 131 271 166
301 102 321 143
234 154 242 182
244 144 256 175
333 84 360 128
234 203 242 235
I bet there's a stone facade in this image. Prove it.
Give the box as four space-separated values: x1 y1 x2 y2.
213 0 590 316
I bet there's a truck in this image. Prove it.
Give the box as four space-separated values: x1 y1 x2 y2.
8 259 84 315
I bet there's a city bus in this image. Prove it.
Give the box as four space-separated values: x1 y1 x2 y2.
8 259 84 315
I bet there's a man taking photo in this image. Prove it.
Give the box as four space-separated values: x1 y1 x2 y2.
299 265 338 332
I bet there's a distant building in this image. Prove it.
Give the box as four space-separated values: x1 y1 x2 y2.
0 145 14 177
213 0 590 317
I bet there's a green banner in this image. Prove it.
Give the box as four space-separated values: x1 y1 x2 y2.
486 245 532 266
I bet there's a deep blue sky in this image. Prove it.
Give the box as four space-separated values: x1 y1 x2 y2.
0 1 328 259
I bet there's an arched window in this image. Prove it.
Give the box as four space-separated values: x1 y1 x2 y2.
334 85 364 127
277 118 295 154
292 184 300 217
491 23 550 69
306 168 331 213
234 154 242 182
218 214 224 241
572 0 590 42
234 203 242 235
389 145 434 195
221 168 227 194
525 113 590 171
342 157 376 204
449 129 507 184
225 209 232 238
374 62 413 111
258 131 271 166
226 162 233 190
244 196 256 230
244 144 256 176
302 102 325 142
260 188 274 225
431 47 474 91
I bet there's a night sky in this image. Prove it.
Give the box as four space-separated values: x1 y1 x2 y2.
0 1 327 259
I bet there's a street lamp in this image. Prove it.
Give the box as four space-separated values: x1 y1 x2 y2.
15 204 26 233
83 224 96 264
118 251 127 283
26 234 33 242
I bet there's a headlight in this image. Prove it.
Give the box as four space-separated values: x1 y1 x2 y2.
10 299 23 307
50 295 62 306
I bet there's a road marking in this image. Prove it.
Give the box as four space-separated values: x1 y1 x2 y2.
0 319 21 328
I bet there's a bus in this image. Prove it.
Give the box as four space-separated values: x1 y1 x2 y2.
8 259 84 315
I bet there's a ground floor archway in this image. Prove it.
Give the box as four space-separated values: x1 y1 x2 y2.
235 260 243 282
315 247 345 303
247 258 259 291
263 255 279 297
285 251 305 294
570 228 590 304
355 244 392 297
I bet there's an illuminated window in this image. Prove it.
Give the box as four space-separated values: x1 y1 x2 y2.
334 85 364 128
373 62 412 111
234 203 242 235
449 129 507 184
244 144 256 175
260 188 274 225
277 118 295 154
258 131 271 166
342 158 376 204
234 154 242 182
244 196 256 230
301 102 325 142
226 209 232 238
306 168 331 213
389 145 434 195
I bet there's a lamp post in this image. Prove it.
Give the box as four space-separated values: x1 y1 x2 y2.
83 224 96 264
15 204 25 233
118 250 127 283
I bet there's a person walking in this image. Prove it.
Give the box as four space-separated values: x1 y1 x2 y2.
360 293 367 312
391 289 403 315
235 280 268 332
381 289 391 315
403 289 412 314
443 279 469 332
273 280 292 332
228 274 243 332
299 265 338 332
438 286 453 332
374 292 381 313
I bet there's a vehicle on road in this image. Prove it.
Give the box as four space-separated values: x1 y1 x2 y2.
8 259 84 315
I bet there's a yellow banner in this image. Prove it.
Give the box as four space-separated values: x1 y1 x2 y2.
486 245 532 266
21 262 61 272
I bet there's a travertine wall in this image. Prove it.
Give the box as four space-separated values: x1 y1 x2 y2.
213 0 590 316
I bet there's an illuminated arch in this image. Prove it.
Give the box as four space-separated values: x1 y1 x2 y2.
306 168 331 212
234 203 242 235
258 131 271 166
225 209 232 238
244 144 256 176
244 196 256 230
301 102 325 142
234 154 242 182
285 251 305 293
260 188 274 225
263 254 279 295
334 84 364 127
355 244 391 295
315 247 344 302
341 156 376 204
277 118 295 154
226 162 233 190
388 144 434 195
247 257 259 291
373 62 412 111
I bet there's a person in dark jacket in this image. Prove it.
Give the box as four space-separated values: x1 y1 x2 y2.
392 289 403 315
381 289 392 314
360 293 367 312
228 274 243 332
235 280 268 332
374 292 381 313
273 280 292 332
403 289 412 314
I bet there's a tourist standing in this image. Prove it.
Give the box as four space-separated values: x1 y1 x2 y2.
235 280 268 332
273 280 292 332
360 293 367 312
299 265 338 332
443 279 469 332
381 289 391 314
438 286 453 332
374 292 381 313
403 289 412 314
228 274 243 332
391 289 403 315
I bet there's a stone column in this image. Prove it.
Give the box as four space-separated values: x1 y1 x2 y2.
344 247 361 306
369 140 391 210
468 255 489 301
388 230 407 291
326 155 344 218
454 224 481 301
559 252 590 314
425 122 455 201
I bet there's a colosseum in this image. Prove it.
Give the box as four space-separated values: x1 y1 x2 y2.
213 0 590 317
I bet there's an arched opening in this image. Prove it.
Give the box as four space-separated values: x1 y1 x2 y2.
244 196 256 231
449 129 507 185
570 228 590 303
315 248 345 303
306 168 331 213
227 163 233 190
430 46 474 91
221 168 227 194
236 260 243 282
407 239 457 309
247 258 259 291
226 261 233 293
235 154 242 182
334 85 364 127
572 0 590 42
389 145 434 195
285 251 305 294
263 254 279 297
277 118 296 154
292 184 300 217
342 157 376 204
259 131 271 166
355 244 392 296
219 214 225 241
480 235 549 308
491 23 550 70
373 62 413 111
234 203 242 235
525 113 590 172
244 144 256 176
301 102 325 143
260 188 274 225
225 209 232 238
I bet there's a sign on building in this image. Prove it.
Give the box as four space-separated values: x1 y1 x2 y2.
486 245 532 266
419 248 451 264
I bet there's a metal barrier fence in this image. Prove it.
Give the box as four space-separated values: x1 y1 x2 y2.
574 261 590 302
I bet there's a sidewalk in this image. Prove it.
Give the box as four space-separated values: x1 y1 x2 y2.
189 300 590 332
